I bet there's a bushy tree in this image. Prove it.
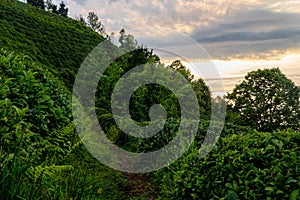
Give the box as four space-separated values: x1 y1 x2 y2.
227 68 299 131
58 1 68 17
27 0 45 9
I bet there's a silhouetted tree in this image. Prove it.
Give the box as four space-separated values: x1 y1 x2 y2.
27 0 45 9
58 1 68 17
46 0 58 13
87 12 105 34
76 14 87 26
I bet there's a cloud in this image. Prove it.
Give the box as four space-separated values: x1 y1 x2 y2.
65 0 300 61
191 8 300 60
67 0 260 33
198 29 300 43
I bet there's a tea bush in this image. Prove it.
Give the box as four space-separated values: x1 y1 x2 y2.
0 49 71 135
155 129 300 199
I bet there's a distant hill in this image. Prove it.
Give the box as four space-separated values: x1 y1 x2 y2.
0 0 105 88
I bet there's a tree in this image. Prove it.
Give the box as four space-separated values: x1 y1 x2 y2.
192 78 211 120
169 60 211 119
87 12 105 34
76 14 86 26
169 60 194 82
46 0 58 13
58 1 68 17
227 68 299 131
118 28 138 51
27 0 45 9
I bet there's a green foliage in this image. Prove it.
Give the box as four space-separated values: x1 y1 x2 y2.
155 129 300 199
168 60 212 119
4 1 299 199
76 14 87 25
0 0 105 88
95 56 211 153
27 164 74 180
227 68 299 131
0 50 126 199
0 50 71 198
169 60 194 82
0 50 71 135
95 42 161 127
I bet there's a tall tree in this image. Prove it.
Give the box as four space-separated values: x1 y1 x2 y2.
27 0 45 10
168 60 211 119
58 1 68 17
227 68 299 131
87 12 105 34
192 78 211 120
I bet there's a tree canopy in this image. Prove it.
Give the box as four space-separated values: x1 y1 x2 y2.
227 68 299 131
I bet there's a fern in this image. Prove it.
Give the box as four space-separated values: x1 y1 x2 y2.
26 164 74 180
43 122 82 159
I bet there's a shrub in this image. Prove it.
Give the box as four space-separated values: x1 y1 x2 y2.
0 49 71 135
155 129 300 199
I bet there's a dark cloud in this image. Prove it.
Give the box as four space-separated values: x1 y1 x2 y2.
199 29 300 43
190 8 300 59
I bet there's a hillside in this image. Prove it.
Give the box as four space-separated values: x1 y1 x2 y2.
0 2 130 199
1 1 299 200
0 0 104 88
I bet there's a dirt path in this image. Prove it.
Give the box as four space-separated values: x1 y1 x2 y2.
122 172 157 199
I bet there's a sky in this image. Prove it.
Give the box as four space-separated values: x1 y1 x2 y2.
50 0 300 95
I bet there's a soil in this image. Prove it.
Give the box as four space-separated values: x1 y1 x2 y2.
122 172 157 199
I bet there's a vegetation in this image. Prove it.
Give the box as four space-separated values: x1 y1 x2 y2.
27 0 45 10
86 11 105 34
0 0 299 199
227 68 299 131
57 1 68 17
27 0 68 17
0 0 104 88
155 129 300 199
0 50 126 199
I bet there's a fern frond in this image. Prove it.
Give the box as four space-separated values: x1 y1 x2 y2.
26 164 74 180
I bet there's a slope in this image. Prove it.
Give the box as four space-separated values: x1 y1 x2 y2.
0 0 105 88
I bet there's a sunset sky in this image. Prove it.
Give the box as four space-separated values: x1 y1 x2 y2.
48 0 300 95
